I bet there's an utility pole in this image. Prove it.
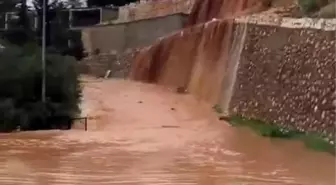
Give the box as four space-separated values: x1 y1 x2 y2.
41 0 46 103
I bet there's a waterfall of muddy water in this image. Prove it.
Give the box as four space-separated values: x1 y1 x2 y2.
129 0 287 105
0 76 335 185
219 18 248 115
186 0 261 26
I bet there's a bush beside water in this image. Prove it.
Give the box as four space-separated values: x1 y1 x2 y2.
0 41 81 132
228 115 335 155
298 0 320 15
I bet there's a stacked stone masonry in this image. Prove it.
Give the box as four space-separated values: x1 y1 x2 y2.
230 16 336 141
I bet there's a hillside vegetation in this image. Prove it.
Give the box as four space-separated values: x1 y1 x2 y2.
297 0 335 17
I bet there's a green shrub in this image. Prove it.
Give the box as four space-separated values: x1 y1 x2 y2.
298 0 320 15
0 41 81 132
302 134 335 154
229 115 303 138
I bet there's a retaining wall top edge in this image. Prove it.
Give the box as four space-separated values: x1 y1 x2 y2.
234 15 336 31
78 13 188 30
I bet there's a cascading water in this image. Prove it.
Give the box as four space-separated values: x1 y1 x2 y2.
129 0 261 104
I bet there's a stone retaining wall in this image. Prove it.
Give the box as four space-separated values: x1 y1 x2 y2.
229 16 336 141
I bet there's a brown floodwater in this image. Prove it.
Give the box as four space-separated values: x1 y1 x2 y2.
0 77 335 185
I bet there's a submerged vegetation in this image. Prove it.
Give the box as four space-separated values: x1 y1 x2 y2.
298 0 320 15
297 0 336 18
226 115 335 155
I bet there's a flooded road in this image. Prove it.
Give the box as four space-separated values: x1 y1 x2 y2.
0 77 335 185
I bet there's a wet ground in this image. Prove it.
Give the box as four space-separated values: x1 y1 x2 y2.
0 77 335 185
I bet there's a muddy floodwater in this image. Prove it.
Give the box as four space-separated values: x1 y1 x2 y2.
0 77 335 185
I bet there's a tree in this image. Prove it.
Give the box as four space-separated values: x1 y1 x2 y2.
0 41 81 132
0 0 19 13
33 0 61 46
86 0 137 7
1 0 85 59
0 0 34 45
17 0 34 42
298 0 320 14
65 0 82 8
0 0 19 32
17 0 29 29
30 0 84 59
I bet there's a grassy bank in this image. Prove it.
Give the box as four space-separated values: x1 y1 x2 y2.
224 114 335 155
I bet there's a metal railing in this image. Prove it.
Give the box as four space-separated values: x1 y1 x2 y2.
72 117 88 131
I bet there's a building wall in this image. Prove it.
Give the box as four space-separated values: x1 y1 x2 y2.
125 14 186 50
81 14 187 54
101 9 119 22
83 25 126 54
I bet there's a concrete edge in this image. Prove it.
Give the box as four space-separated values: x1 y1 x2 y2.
73 13 188 30
234 15 336 31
